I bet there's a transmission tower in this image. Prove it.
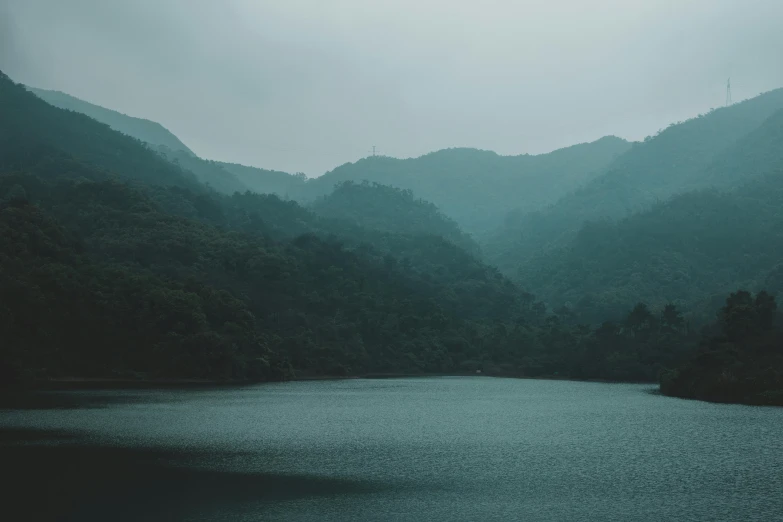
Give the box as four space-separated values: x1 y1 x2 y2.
369 145 378 157
725 78 732 106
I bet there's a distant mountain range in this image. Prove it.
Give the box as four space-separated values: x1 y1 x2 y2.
26 84 631 234
29 87 195 155
23 77 783 322
6 68 783 403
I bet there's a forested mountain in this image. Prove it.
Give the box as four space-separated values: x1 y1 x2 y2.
486 88 783 272
29 87 195 155
216 161 307 199
0 69 715 388
155 146 249 195
311 181 479 255
4 69 782 403
28 85 303 197
509 107 783 324
27 84 630 235
296 137 631 233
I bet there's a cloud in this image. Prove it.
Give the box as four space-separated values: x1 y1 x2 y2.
3 0 783 174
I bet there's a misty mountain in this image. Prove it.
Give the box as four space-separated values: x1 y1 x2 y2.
29 87 195 155
296 137 631 233
487 87 783 274
311 181 480 255
25 83 632 236
515 109 783 323
216 161 307 198
4 68 713 388
154 146 250 195
1 77 197 190
27 86 262 195
0 71 541 381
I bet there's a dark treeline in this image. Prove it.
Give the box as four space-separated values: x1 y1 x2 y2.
662 291 783 405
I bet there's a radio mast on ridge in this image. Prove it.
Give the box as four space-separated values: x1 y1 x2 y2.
725 78 732 106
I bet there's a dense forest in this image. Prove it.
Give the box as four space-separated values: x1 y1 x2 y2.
4 70 783 405
485 88 783 274
29 87 195 156
29 86 632 234
0 71 686 387
297 138 631 233
661 291 783 405
508 110 783 324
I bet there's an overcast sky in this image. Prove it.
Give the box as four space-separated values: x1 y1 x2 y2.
2 0 783 175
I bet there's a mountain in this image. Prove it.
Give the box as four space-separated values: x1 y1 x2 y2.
27 85 630 233
296 137 631 233
27 86 257 194
2 69 706 386
0 70 543 383
29 87 195 155
2 76 197 189
155 146 249 195
487 88 783 274
513 109 783 323
216 161 307 199
311 181 480 255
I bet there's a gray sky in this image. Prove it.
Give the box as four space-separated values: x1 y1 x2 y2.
3 0 783 175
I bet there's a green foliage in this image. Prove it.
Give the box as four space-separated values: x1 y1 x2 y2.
29 87 195 155
311 181 480 254
514 157 783 323
1 75 198 190
216 161 307 198
661 291 783 406
155 146 249 195
297 138 630 233
487 90 783 274
4 70 782 405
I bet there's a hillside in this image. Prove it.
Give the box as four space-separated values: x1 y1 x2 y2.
513 111 783 323
297 137 631 233
216 161 307 198
661 291 783 406
311 181 480 255
27 86 256 195
2 69 714 386
487 88 783 273
1 77 197 190
29 87 195 155
155 146 249 195
0 71 541 382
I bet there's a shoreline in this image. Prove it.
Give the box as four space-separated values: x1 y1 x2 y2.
5 372 658 392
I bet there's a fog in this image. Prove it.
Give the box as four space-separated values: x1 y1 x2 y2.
2 0 783 174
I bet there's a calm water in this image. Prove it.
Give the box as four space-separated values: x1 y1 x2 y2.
1 377 782 521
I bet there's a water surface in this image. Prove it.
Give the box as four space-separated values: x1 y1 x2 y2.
1 377 781 521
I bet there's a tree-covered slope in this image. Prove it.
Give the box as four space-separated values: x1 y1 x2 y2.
26 85 252 195
216 161 307 198
661 291 783 406
515 133 783 323
310 181 480 255
155 146 249 195
487 88 783 272
297 136 631 233
0 70 540 383
29 87 195 155
1 72 197 189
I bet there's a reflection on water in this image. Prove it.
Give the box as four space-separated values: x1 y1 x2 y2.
2 378 782 521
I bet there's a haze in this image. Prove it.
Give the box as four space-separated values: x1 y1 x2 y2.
2 0 783 175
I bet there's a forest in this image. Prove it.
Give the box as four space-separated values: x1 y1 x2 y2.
2 69 782 405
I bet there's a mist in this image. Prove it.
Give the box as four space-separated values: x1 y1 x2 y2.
2 0 783 174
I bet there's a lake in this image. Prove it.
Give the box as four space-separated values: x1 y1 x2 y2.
1 377 782 521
